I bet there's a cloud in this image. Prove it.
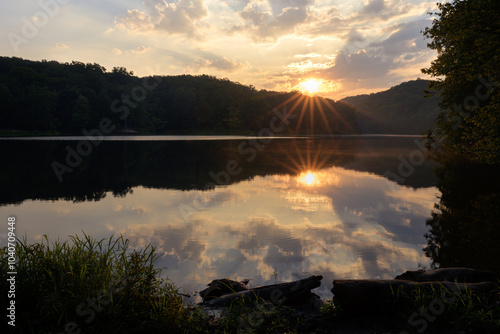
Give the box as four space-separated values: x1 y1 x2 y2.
115 9 155 31
189 56 248 72
362 0 386 15
263 244 305 271
112 48 123 55
232 0 311 42
185 189 248 210
355 0 430 23
306 0 436 38
299 16 436 97
115 0 208 37
210 248 247 275
119 220 208 263
131 46 151 54
130 205 150 214
323 49 393 81
56 43 69 49
369 19 430 56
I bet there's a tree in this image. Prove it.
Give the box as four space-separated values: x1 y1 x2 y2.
422 0 500 163
24 85 59 132
0 83 16 128
68 95 91 132
224 106 243 130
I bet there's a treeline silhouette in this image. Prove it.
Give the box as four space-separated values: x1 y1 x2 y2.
341 79 441 134
0 56 357 135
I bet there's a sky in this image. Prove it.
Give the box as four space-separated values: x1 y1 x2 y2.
1 0 444 99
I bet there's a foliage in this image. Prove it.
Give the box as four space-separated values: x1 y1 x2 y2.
422 0 500 163
319 298 337 317
0 57 358 136
394 282 500 333
0 234 210 333
342 79 441 134
216 296 299 334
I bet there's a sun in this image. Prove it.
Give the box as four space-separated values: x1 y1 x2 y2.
304 172 315 185
298 78 322 94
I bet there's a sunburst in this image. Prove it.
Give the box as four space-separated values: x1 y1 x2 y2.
298 78 322 94
304 172 315 185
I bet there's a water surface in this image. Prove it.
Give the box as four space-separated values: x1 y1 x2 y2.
0 136 439 299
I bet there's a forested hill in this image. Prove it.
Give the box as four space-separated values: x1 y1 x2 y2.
0 56 357 135
341 79 441 134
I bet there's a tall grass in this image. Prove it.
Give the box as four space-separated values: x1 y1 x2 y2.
392 282 500 333
0 233 209 333
216 295 300 334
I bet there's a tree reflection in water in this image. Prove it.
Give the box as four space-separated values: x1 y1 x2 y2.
424 158 500 275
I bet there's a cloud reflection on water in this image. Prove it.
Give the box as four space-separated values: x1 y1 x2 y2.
106 165 436 298
3 163 436 299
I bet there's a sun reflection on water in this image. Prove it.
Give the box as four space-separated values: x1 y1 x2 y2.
297 170 340 188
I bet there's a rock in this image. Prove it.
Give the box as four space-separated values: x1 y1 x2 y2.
206 275 323 307
285 291 327 312
394 267 499 283
199 278 249 301
331 279 497 316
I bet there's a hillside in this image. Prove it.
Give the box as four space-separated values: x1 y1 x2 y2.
0 56 357 136
342 79 441 134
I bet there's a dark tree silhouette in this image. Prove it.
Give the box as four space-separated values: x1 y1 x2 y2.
0 56 358 136
422 0 500 163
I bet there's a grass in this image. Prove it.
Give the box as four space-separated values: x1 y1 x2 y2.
0 233 210 333
214 295 300 334
391 281 500 333
0 233 302 334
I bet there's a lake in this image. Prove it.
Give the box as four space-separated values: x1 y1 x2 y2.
2 135 497 301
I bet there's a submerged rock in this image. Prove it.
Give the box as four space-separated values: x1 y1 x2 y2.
331 267 499 317
394 267 499 283
199 278 249 301
201 275 323 308
331 279 497 316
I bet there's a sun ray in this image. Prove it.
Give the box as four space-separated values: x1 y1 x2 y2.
314 97 333 135
309 96 314 135
290 94 308 134
271 141 307 174
311 136 322 170
274 92 302 111
322 98 356 133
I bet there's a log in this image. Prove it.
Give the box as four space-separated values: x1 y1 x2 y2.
199 278 249 301
206 275 323 307
394 267 499 283
331 279 497 316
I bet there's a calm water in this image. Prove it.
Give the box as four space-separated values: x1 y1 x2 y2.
3 135 495 300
